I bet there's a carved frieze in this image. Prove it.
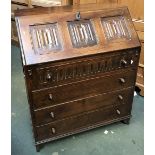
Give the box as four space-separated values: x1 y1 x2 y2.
35 50 138 87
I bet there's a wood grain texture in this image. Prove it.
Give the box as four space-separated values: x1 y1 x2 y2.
135 22 144 96
116 0 144 96
118 0 144 20
36 103 132 141
34 87 134 125
15 4 141 151
32 69 136 109
73 0 118 5
25 49 139 90
15 5 140 65
11 0 71 46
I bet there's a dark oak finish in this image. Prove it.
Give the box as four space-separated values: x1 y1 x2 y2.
36 103 132 141
15 4 141 152
34 87 134 125
32 69 136 109
25 49 139 90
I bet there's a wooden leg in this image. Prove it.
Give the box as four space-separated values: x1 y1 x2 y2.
121 118 130 125
36 145 41 152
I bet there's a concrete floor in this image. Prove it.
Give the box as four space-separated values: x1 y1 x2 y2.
11 45 144 155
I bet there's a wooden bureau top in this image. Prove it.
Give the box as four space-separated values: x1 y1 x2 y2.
15 4 141 66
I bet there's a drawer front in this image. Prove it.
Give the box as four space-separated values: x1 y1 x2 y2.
34 87 134 126
36 104 132 141
27 49 140 90
32 69 136 109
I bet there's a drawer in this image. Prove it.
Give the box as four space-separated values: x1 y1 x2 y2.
36 104 132 141
26 49 140 90
32 69 136 109
34 87 134 126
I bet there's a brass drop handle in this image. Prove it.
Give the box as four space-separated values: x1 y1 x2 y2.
49 94 53 100
121 59 127 65
51 128 56 134
50 112 54 118
118 95 123 100
46 73 52 80
119 78 125 84
116 109 121 115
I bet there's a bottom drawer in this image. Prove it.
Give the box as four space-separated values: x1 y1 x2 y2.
36 104 132 141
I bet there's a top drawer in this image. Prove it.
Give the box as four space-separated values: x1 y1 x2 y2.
32 69 136 109
25 49 140 90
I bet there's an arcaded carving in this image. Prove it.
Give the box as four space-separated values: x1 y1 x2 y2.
30 23 62 54
101 16 131 40
68 20 97 48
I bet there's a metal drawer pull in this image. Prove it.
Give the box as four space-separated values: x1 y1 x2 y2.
49 94 53 100
51 128 56 134
116 109 121 115
121 59 127 66
118 95 123 100
130 59 134 64
46 73 52 80
119 78 125 83
50 112 54 118
135 51 139 56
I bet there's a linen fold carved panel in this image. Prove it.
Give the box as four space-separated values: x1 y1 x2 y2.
101 16 131 40
67 20 97 48
30 23 62 55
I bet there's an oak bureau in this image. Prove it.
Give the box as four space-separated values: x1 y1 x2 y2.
15 4 141 151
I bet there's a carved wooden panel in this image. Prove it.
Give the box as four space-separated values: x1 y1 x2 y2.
101 16 131 41
29 50 139 90
67 20 97 48
30 23 62 55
